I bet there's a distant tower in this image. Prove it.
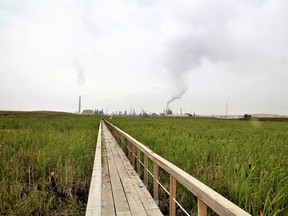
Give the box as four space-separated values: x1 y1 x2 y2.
79 96 81 114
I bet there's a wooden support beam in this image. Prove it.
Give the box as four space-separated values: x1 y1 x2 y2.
137 148 141 175
129 142 132 163
153 162 159 203
124 139 127 156
169 176 176 216
144 154 148 187
198 198 207 216
131 143 135 167
127 143 129 157
120 134 124 150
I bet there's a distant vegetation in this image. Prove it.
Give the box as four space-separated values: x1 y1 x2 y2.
0 111 100 215
0 110 75 117
1 111 287 215
108 117 288 216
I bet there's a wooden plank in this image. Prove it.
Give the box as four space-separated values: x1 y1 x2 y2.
117 212 132 216
104 120 251 216
86 121 102 216
104 127 130 214
105 125 148 216
198 198 207 216
146 208 164 216
104 121 162 215
106 151 130 213
130 175 163 214
169 176 176 216
101 148 115 215
115 139 162 214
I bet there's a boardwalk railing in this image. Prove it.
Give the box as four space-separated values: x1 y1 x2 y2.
104 120 251 216
86 121 102 216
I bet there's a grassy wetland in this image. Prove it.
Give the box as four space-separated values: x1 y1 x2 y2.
108 117 288 216
0 111 100 215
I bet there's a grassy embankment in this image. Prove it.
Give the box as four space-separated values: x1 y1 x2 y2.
0 111 100 215
108 117 288 216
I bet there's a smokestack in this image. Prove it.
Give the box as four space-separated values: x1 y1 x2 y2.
79 95 81 114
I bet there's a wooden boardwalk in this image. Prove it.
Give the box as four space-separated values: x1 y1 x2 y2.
101 123 163 216
87 121 250 216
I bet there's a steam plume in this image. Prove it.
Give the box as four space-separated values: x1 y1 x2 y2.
166 36 215 107
166 87 188 110
74 60 85 85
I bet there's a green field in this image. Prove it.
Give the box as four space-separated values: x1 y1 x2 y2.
108 117 288 216
1 112 287 215
0 112 100 215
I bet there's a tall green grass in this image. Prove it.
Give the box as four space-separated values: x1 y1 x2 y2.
0 112 100 215
108 117 288 215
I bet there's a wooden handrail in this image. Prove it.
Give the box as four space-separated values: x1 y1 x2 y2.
86 121 102 216
104 120 251 216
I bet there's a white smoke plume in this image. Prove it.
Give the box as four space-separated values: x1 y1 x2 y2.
74 61 85 86
166 36 215 107
166 87 188 109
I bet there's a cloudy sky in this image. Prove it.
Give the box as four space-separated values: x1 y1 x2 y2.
1 0 287 115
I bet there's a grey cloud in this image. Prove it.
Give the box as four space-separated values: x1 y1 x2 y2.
164 0 288 109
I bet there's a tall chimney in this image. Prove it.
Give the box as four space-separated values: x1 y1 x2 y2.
79 95 81 114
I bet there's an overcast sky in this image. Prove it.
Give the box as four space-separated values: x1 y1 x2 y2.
1 0 288 115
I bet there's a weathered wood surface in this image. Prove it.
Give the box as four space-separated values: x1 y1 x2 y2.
169 176 176 216
101 152 115 215
86 122 102 216
104 120 251 216
101 122 163 216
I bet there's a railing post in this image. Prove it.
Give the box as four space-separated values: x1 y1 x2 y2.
130 143 132 162
198 198 207 216
126 142 131 161
144 154 148 187
120 134 124 150
131 143 135 167
153 162 159 204
137 148 141 174
123 140 129 156
169 176 176 216
121 139 125 151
